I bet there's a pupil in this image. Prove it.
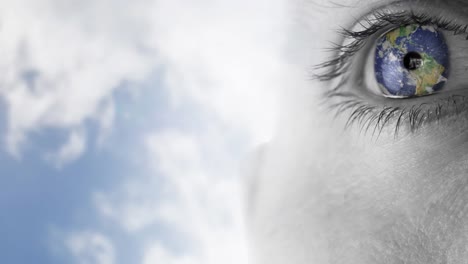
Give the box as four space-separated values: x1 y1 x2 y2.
403 52 423 70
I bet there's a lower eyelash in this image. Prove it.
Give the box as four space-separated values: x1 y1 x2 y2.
325 91 468 138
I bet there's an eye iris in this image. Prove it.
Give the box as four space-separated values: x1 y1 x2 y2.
374 25 449 97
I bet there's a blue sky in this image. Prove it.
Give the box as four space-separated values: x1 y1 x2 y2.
0 0 286 263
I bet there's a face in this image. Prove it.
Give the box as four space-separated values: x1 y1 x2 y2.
249 0 468 263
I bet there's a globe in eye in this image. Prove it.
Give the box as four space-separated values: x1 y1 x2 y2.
374 25 449 98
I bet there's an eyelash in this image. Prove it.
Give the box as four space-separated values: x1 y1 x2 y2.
315 9 468 137
327 92 468 138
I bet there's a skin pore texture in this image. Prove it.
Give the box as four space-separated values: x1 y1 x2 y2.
248 0 468 264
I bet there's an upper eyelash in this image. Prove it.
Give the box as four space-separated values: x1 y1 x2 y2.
313 10 468 82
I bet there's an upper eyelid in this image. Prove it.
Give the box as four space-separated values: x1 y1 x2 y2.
313 9 468 83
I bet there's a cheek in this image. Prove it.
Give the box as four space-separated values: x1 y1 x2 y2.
250 83 468 264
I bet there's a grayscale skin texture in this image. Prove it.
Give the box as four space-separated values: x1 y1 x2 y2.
248 1 468 263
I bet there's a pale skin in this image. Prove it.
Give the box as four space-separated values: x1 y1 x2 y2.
249 0 468 263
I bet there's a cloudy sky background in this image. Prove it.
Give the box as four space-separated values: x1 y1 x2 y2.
0 0 292 263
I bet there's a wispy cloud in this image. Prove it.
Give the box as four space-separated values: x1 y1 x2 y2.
148 0 291 143
65 231 115 264
142 242 194 264
45 129 86 168
0 0 155 157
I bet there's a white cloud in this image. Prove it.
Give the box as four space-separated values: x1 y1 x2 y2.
65 231 115 264
45 129 86 168
147 0 288 145
94 190 161 233
0 0 155 157
143 243 195 264
95 100 116 147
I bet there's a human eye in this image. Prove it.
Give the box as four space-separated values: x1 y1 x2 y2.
314 3 468 136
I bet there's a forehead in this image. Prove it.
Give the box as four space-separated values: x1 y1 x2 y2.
308 0 465 5
305 0 468 13
298 0 468 37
